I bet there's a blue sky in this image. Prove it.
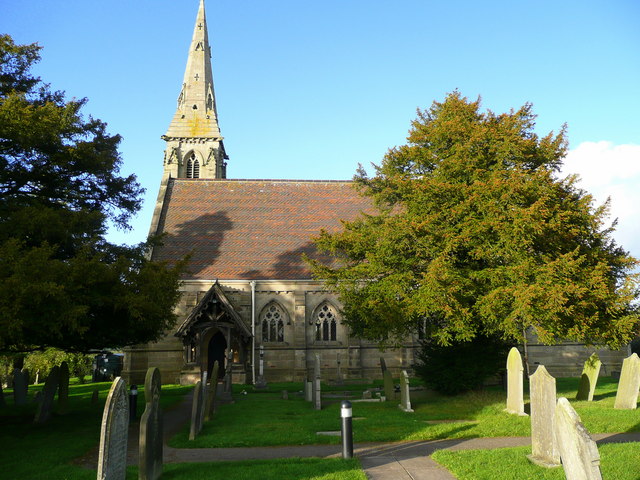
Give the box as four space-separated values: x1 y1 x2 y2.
3 1 639 255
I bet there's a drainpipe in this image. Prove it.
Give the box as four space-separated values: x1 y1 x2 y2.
250 280 256 384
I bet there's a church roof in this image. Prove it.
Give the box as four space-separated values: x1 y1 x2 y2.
151 178 373 280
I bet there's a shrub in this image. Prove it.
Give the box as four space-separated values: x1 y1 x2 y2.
414 334 512 395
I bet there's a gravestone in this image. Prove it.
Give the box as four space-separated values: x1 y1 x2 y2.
57 361 70 415
204 361 219 422
255 345 267 389
398 370 414 412
576 353 601 401
304 376 312 402
199 372 208 428
555 397 602 480
281 390 289 400
97 377 129 480
12 368 27 406
614 353 640 410
383 369 394 402
189 381 204 440
505 347 527 415
312 354 322 410
91 389 100 404
34 366 60 424
527 365 560 467
139 367 162 480
379 357 387 375
362 390 372 400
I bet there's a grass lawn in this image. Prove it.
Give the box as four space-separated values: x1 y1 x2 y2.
169 376 640 448
432 443 640 480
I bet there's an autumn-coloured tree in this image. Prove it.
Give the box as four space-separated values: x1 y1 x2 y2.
309 92 639 348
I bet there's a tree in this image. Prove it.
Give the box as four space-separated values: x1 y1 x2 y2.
0 34 185 353
308 92 639 349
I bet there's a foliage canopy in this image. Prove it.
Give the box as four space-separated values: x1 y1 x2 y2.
0 34 184 352
309 92 639 348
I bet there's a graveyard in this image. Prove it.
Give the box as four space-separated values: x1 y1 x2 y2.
2 354 640 479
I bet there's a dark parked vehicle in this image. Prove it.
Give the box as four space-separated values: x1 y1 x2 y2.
92 352 124 382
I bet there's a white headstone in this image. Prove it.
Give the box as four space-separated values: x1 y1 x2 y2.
97 377 129 480
527 365 560 467
575 353 601 402
505 347 527 415
554 397 602 480
398 370 414 413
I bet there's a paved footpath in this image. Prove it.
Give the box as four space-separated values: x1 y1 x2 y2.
81 391 640 479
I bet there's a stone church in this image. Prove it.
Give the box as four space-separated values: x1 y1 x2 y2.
122 0 626 385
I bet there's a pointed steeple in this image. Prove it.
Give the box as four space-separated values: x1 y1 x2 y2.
162 0 228 179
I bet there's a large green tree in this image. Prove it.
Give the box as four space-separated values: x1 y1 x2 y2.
0 34 184 352
309 92 639 348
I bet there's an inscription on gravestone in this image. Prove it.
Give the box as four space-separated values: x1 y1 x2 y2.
139 367 162 480
398 370 414 412
189 381 203 440
527 365 560 467
34 366 60 424
555 397 602 480
97 377 129 480
576 353 601 402
505 347 527 416
57 361 70 415
614 353 640 410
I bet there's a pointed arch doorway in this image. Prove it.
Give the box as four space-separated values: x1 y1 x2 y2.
207 331 226 381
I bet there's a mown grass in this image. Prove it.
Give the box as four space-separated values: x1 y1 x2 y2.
432 443 640 480
169 376 640 448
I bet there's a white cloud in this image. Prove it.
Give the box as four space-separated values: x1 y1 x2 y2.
561 141 640 257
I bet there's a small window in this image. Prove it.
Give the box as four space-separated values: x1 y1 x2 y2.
186 153 200 178
315 303 337 341
260 303 285 342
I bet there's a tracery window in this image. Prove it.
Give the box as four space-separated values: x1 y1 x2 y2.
315 303 337 341
261 303 285 343
186 152 200 178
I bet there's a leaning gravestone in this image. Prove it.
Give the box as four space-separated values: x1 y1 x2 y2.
12 368 27 406
383 369 394 402
527 365 560 467
139 367 162 480
398 370 414 413
505 347 527 416
189 381 204 440
57 361 70 415
34 366 60 424
614 353 640 410
97 377 129 480
204 361 219 422
312 354 322 410
555 397 602 480
576 353 601 401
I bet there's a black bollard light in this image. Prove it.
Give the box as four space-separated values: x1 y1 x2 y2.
340 400 353 459
129 384 138 422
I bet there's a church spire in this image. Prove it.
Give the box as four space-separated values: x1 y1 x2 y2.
162 0 228 179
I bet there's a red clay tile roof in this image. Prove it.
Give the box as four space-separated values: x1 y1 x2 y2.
151 179 373 280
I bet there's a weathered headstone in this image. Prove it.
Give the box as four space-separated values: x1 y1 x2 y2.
383 369 394 402
204 361 219 421
614 353 640 410
199 372 208 428
91 388 100 404
527 365 560 467
555 397 602 480
398 370 414 412
255 345 267 389
312 354 322 410
139 367 162 480
576 353 601 401
12 368 27 406
189 381 204 440
97 377 129 480
34 366 60 424
505 347 527 415
57 361 70 415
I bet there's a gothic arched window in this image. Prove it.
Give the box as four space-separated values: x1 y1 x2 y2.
186 152 200 178
315 303 337 341
260 303 285 343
